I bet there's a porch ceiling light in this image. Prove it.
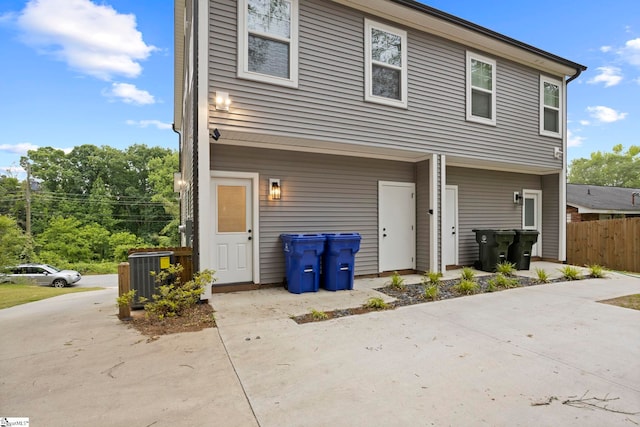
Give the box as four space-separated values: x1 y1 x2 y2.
215 91 231 111
269 178 281 200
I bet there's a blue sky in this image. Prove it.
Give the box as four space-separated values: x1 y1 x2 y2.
1 0 639 178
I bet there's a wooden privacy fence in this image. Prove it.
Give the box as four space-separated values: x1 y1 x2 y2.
127 247 193 285
567 217 640 273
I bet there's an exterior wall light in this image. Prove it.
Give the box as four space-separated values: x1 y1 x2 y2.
173 172 184 193
513 191 521 204
215 91 231 111
269 178 281 200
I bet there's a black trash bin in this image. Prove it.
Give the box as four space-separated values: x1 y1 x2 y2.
280 234 325 294
128 251 174 308
322 233 361 291
472 229 515 272
507 229 539 270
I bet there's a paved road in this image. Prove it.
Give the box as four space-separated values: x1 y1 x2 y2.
77 273 118 288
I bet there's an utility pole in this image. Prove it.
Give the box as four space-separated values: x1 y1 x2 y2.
25 162 31 237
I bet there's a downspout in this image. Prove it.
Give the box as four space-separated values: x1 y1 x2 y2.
559 65 587 262
172 123 183 246
191 0 200 273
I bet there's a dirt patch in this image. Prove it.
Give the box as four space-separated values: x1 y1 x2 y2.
598 294 640 311
124 303 216 337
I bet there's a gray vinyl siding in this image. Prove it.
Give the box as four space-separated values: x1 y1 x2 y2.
542 174 560 260
416 160 430 272
209 0 564 170
447 167 545 266
211 144 415 284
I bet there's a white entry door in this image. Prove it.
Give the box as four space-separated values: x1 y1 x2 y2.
211 178 253 283
443 185 458 266
522 189 542 257
379 181 416 272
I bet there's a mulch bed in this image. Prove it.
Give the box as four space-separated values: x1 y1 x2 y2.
293 274 585 324
124 303 216 338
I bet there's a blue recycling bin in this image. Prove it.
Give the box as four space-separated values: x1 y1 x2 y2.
322 233 361 291
280 234 326 294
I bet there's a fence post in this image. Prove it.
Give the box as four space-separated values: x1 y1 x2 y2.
118 262 131 320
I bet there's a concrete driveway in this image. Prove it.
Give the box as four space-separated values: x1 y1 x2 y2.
212 268 640 426
1 267 639 426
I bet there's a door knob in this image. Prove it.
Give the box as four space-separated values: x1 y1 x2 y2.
248 236 252 240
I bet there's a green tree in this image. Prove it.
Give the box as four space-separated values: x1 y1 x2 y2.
568 144 640 187
37 217 93 263
0 215 27 266
109 231 146 262
0 175 24 227
148 152 180 245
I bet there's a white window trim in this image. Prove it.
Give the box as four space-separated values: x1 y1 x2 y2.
237 0 299 88
364 19 408 109
466 51 497 126
539 75 563 138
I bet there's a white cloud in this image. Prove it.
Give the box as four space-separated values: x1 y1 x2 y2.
618 37 640 67
125 119 172 130
587 66 623 87
586 106 628 123
104 82 155 105
579 120 590 126
567 130 585 148
0 142 40 154
15 0 156 80
600 45 612 53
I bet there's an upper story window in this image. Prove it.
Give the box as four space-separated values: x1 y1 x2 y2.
364 19 408 108
238 0 298 88
540 76 563 138
466 52 496 125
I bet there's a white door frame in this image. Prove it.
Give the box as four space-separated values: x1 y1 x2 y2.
443 185 459 266
378 181 416 272
210 171 260 284
522 189 542 257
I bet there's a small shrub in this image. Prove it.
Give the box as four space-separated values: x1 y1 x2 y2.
495 261 516 276
364 297 389 310
310 308 329 321
488 273 520 289
460 267 476 281
423 284 439 301
422 271 442 287
486 281 497 292
453 279 480 295
387 271 405 290
535 268 550 284
559 265 581 281
144 264 216 320
116 289 136 307
588 264 607 278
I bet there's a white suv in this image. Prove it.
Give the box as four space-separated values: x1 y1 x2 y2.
0 264 82 288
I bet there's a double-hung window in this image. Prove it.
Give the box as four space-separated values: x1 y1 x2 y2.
364 19 408 108
540 76 563 137
238 0 298 87
466 52 496 125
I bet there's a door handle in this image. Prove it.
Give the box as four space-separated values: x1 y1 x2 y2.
383 234 387 237
248 236 252 240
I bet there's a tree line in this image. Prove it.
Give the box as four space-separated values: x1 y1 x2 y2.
0 144 178 269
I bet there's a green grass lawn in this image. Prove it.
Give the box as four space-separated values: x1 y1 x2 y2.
0 283 104 309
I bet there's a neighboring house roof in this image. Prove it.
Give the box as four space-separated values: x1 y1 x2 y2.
567 183 640 214
174 0 587 129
